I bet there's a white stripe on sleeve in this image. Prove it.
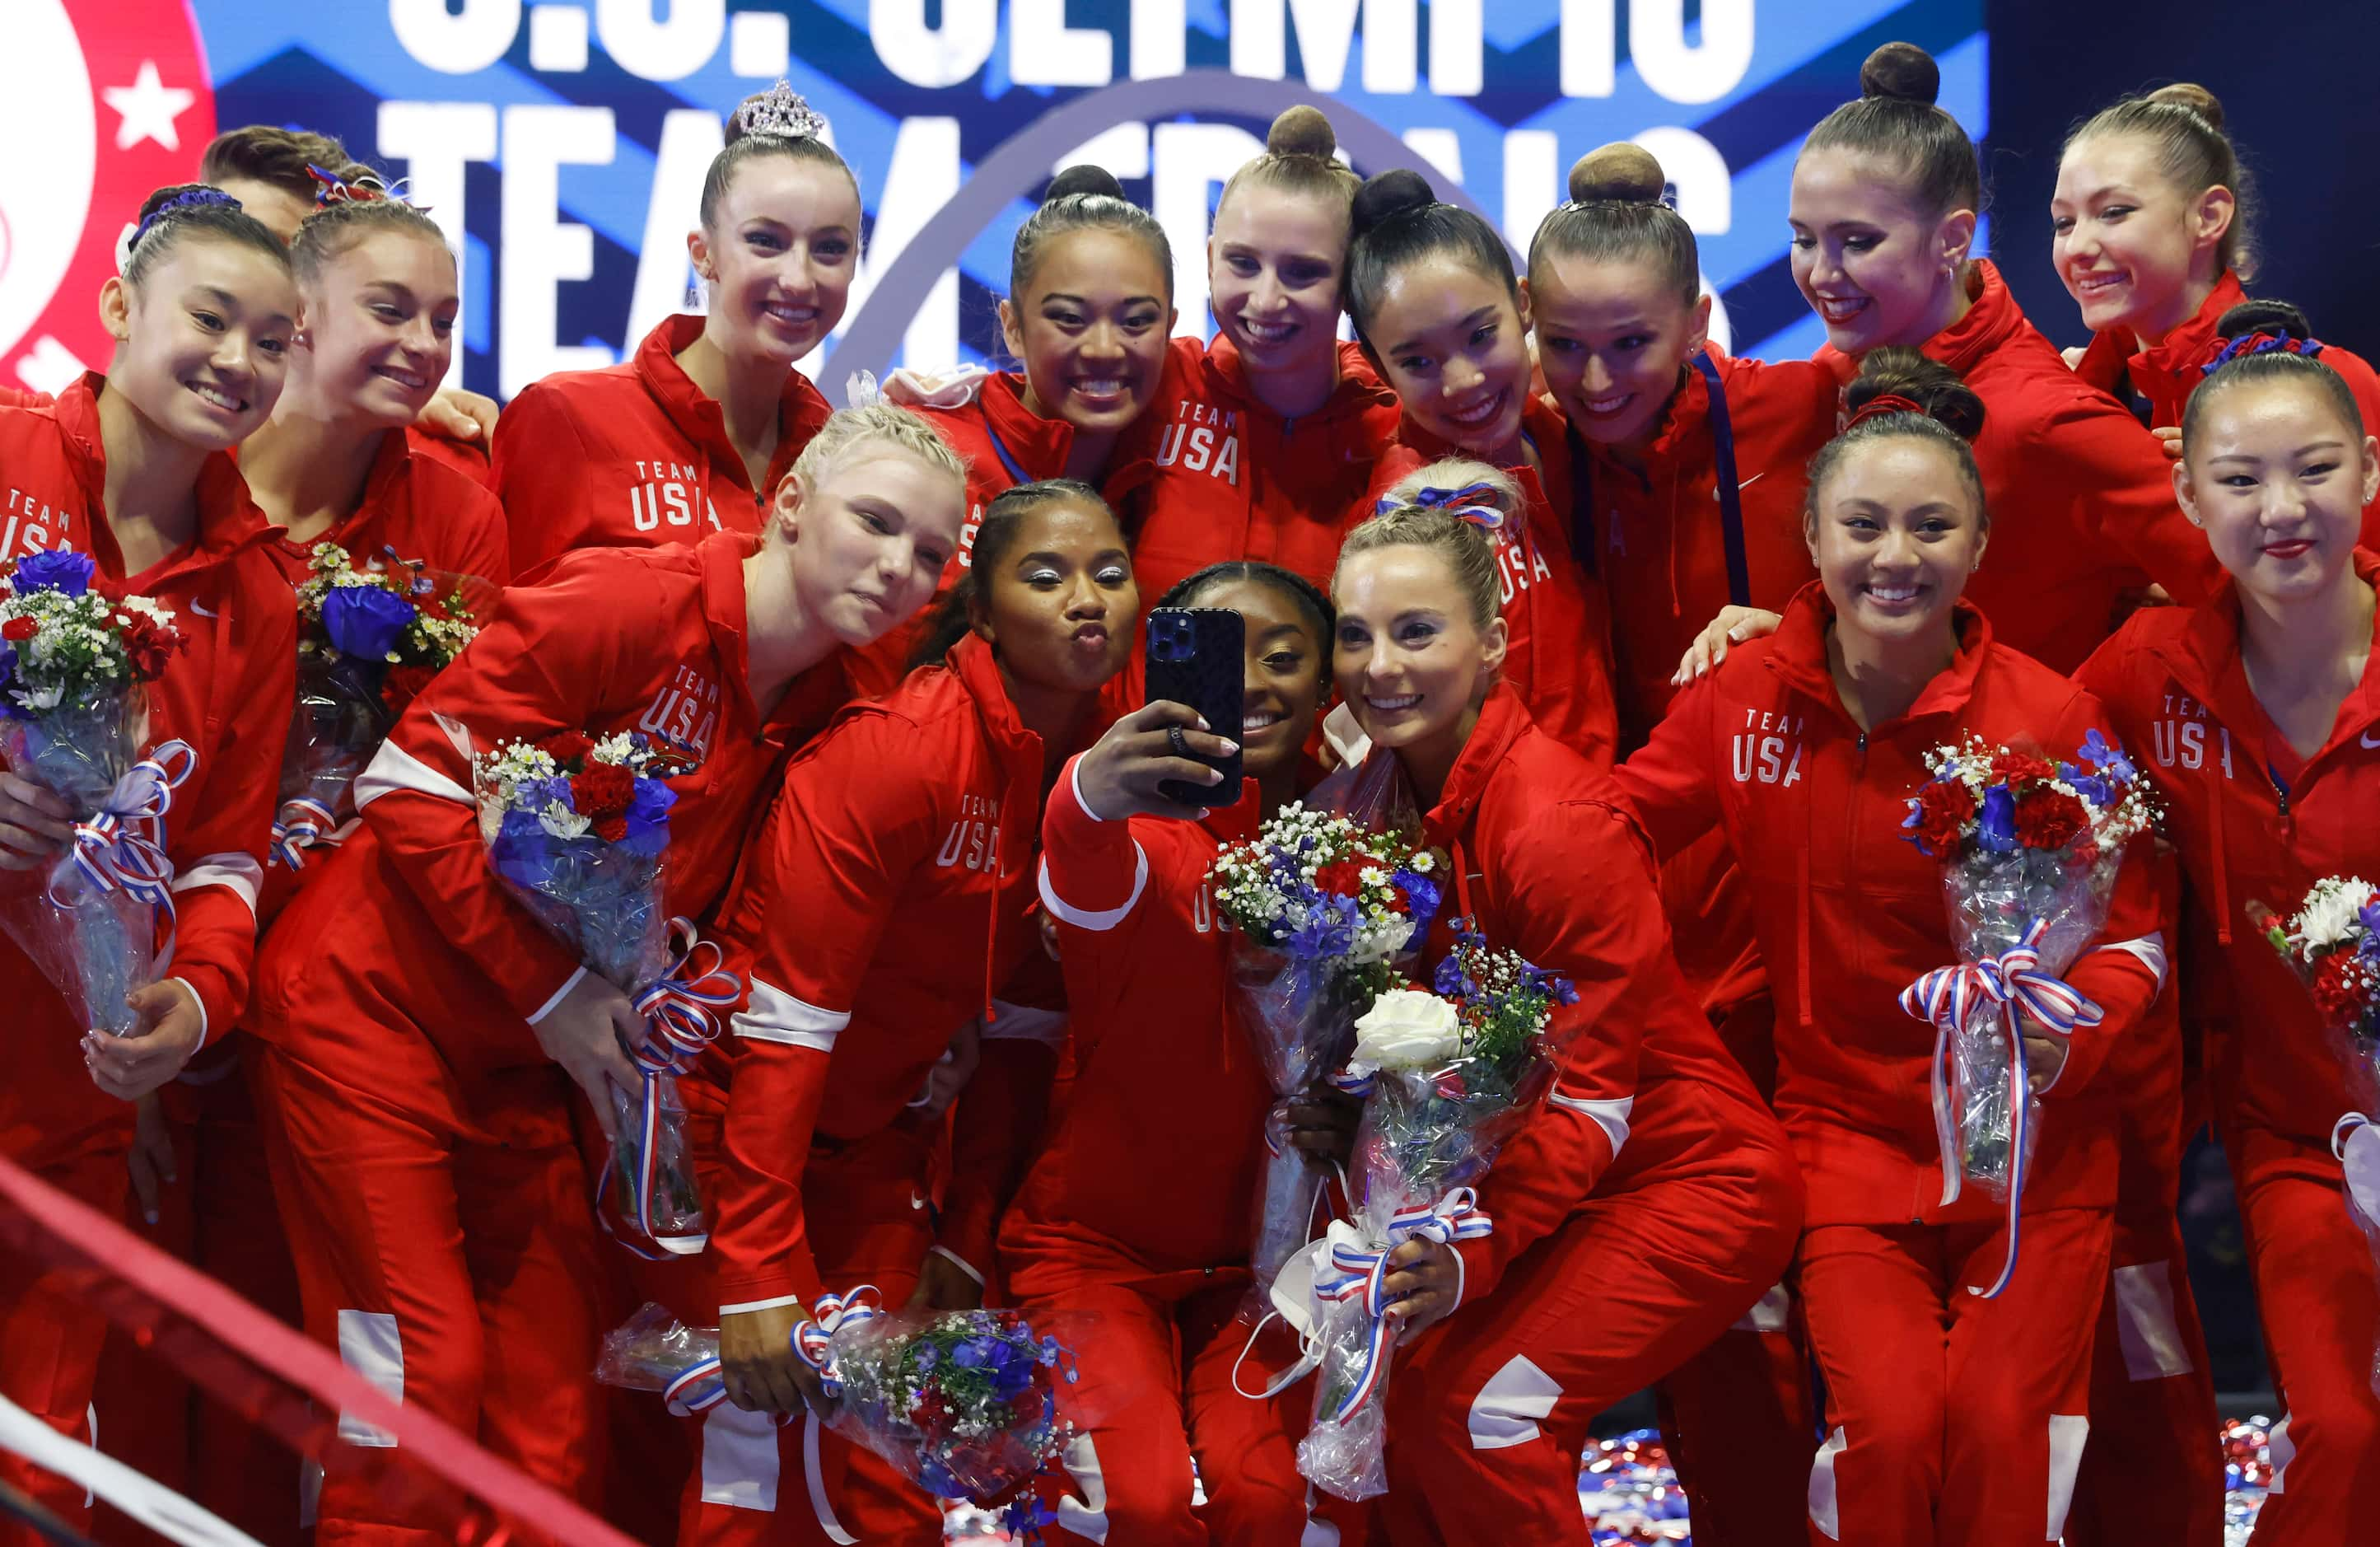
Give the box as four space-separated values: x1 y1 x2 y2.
735 976 849 1052
1548 1090 1633 1159
2090 930 2169 993
170 853 261 918
353 740 473 810
1036 848 1150 932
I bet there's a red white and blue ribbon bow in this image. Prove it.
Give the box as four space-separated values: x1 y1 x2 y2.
56 741 197 967
268 796 338 871
1900 917 2103 1299
1380 481 1505 532
1310 1189 1494 1421
600 919 744 1258
791 1284 886 1400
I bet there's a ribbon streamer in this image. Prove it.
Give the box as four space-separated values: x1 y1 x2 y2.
791 1285 886 1400
1900 917 2103 1299
600 919 744 1258
268 796 338 872
54 741 197 968
1309 1188 1493 1421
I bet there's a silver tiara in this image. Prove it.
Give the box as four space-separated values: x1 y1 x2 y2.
736 81 828 143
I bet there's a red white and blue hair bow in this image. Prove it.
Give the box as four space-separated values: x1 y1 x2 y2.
1380 482 1505 532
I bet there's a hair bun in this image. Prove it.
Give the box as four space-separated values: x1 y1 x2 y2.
1045 163 1126 203
1267 105 1338 160
727 82 828 145
1849 346 1986 441
1351 168 1435 241
1568 143 1666 205
1860 42 1940 105
2215 297 2312 343
2147 82 2224 131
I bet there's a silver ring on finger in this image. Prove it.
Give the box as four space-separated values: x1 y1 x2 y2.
1166 725 1190 759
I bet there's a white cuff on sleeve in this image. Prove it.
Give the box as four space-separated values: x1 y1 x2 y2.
717 1293 807 1316
928 1246 985 1286
525 965 589 1027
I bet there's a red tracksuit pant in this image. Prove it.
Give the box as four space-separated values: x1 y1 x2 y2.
1009 1265 1337 1546
253 1045 607 1544
1378 1098 1799 1545
2235 1153 2380 1541
0 1149 121 1544
1800 1208 2112 1547
678 1126 944 1547
2063 1180 2221 1547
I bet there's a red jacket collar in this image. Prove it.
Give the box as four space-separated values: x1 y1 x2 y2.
697 528 852 738
2152 547 2380 740
1761 580 1995 732
1816 262 2028 386
977 372 1077 483
1199 335 1394 427
2075 271 2247 399
1575 348 1726 484
57 373 280 587
1419 684 1533 848
631 314 831 498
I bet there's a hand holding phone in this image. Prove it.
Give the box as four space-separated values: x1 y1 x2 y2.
1144 608 1245 806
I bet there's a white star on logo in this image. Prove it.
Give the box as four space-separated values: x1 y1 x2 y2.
103 61 196 153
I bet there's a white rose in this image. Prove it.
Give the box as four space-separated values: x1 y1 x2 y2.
1348 988 1461 1075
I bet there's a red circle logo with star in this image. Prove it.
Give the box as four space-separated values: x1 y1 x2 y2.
0 0 216 397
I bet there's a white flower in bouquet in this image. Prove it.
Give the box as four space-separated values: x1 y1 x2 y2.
1347 988 1461 1077
2293 876 2379 955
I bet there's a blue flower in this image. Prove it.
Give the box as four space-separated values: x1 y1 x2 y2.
11 549 94 597
1003 1496 1059 1540
1433 952 1465 998
623 774 676 839
2361 895 2380 946
2079 728 2135 785
1976 785 2018 853
2057 764 2113 808
321 582 418 661
1394 867 1442 932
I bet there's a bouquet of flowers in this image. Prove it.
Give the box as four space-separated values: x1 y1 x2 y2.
2250 876 2380 1395
1209 775 1440 1306
273 542 484 869
0 551 189 1035
468 725 720 1255
1898 731 2158 1297
1295 923 1575 1500
597 1290 1079 1531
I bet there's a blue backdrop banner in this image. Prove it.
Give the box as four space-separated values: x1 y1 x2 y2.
1 0 1986 403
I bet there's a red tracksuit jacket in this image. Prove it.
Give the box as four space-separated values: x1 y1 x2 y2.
851 355 1193 697
1127 337 1400 605
700 634 1052 1312
252 532 852 1147
1614 585 2171 1225
0 376 296 1165
248 427 511 925
1571 348 1837 750
1004 765 1276 1281
492 314 833 578
2077 549 2380 1183
1817 260 2222 673
1366 396 1621 769
2073 269 2380 550
1375 686 1781 1307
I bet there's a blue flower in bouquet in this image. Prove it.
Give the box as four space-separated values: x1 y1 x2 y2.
2057 762 2113 808
1433 951 1473 1000
321 582 418 661
1003 1495 1059 1541
1976 784 2018 853
1394 867 1442 932
11 549 95 598
1286 894 1358 962
622 774 677 842
952 1334 1037 1400
2078 727 2135 786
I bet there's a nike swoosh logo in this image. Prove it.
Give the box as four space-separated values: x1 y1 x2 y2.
910 1190 930 1211
2363 731 2380 750
189 599 220 618
1716 472 1766 498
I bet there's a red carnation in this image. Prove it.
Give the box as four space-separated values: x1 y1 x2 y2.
2314 952 2378 1024
540 731 595 768
569 762 635 820
1314 858 1366 897
590 814 629 843
2014 788 2088 851
1990 750 2056 788
1 616 34 642
1913 780 1977 856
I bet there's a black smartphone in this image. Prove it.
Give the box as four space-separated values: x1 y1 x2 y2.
1144 607 1245 807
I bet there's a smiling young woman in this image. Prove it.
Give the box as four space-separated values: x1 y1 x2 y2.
492 85 851 575
1344 169 1621 767
0 184 303 1538
2077 351 2380 1547
1790 42 2220 675
1617 352 2174 1547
